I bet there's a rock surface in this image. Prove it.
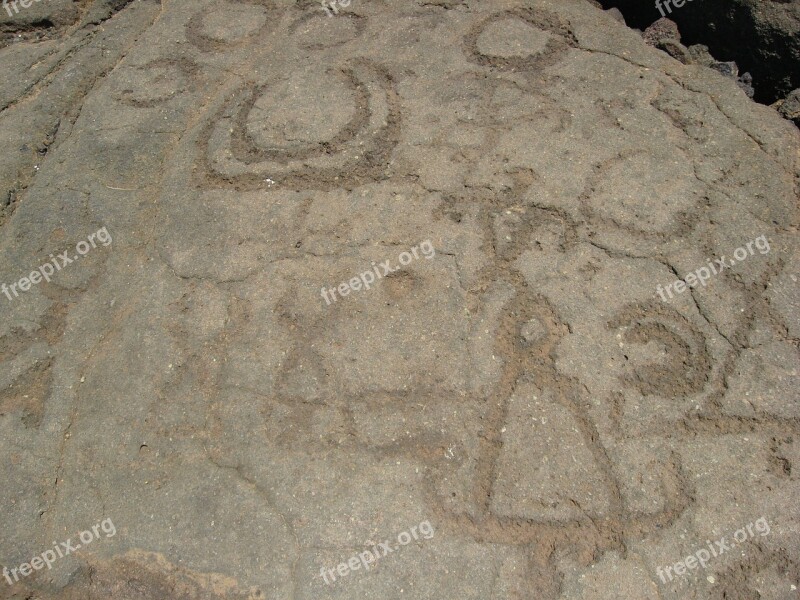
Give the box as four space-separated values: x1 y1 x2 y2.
0 1 798 599
780 88 800 126
601 0 800 103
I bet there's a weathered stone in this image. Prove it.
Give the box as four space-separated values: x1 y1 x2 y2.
0 1 798 598
779 88 800 126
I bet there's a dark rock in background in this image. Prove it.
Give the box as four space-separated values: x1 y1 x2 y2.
778 88 800 125
599 0 800 104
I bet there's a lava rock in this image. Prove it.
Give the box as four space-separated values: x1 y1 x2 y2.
778 88 800 126
687 44 715 67
737 72 755 98
643 17 680 46
605 7 625 24
711 61 739 78
656 38 692 64
601 0 800 103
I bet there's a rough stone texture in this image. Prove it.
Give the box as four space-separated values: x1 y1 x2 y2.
642 16 680 46
601 0 800 104
0 0 798 599
780 88 800 126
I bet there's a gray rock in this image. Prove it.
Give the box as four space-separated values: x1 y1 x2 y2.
608 0 800 101
687 43 715 67
0 2 798 599
605 7 625 24
778 88 800 125
711 60 739 78
643 16 680 46
738 72 755 98
656 38 692 64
